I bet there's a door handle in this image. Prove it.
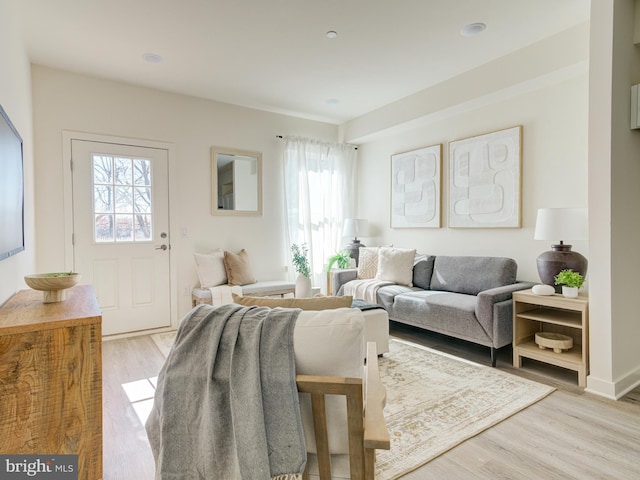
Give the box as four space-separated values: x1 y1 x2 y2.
155 244 168 251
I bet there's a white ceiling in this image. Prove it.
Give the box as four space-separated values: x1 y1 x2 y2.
16 0 590 124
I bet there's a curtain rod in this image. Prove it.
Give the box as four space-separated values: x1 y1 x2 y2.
275 135 357 150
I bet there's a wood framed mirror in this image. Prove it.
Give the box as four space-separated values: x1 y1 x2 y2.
211 146 262 216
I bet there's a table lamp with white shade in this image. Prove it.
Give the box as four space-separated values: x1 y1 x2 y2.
343 218 369 266
534 207 588 292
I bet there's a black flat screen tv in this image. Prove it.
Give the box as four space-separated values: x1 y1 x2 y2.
0 104 24 260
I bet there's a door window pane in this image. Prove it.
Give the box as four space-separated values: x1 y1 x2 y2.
115 214 134 241
114 157 133 185
134 159 151 186
95 214 114 242
93 155 113 184
115 186 132 213
134 187 151 213
134 215 152 241
94 185 113 213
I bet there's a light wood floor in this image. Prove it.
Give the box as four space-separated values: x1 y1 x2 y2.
102 322 640 480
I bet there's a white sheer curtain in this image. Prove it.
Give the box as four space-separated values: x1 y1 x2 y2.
283 136 357 289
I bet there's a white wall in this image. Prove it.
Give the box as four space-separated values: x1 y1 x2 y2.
587 0 640 399
31 65 337 319
0 0 36 305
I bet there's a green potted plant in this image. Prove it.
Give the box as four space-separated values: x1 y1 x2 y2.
554 269 584 298
326 250 352 273
291 243 311 297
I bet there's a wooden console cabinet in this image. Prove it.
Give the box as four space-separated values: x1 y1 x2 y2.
0 285 102 479
513 289 589 387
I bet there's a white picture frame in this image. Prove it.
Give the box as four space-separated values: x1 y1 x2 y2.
449 126 522 228
390 144 442 228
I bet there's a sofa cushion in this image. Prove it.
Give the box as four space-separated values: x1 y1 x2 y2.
376 284 418 312
376 247 417 286
391 291 491 344
232 293 353 310
294 308 364 455
294 308 364 377
241 280 295 295
429 256 517 295
193 250 227 288
412 256 436 290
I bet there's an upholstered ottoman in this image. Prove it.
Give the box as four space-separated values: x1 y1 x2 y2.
359 307 389 355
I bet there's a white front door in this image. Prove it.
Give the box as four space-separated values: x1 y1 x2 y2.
71 139 171 335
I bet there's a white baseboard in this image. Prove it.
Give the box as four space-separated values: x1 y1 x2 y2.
586 365 640 400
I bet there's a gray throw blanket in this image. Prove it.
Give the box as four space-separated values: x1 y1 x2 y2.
145 304 307 480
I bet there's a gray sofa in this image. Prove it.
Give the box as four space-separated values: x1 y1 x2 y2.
333 255 535 366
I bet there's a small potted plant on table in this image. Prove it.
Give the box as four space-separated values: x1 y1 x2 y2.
291 243 312 298
554 269 585 298
325 250 352 295
326 250 352 272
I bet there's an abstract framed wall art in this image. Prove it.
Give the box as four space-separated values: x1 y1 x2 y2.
390 144 442 228
449 126 522 228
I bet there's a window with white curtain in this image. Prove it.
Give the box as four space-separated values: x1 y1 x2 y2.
283 137 357 289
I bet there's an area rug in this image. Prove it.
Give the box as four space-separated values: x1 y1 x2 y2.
375 339 554 479
150 332 554 479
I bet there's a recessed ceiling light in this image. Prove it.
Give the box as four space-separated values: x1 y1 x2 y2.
460 23 486 37
326 31 338 39
325 98 340 105
142 53 163 64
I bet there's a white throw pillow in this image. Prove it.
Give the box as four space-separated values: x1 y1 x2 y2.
193 250 227 288
375 247 417 286
357 247 379 279
294 308 364 455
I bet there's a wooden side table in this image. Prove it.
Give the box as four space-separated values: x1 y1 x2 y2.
0 285 103 479
513 289 589 387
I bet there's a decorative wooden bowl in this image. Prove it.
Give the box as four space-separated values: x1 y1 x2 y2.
535 332 573 353
24 273 80 303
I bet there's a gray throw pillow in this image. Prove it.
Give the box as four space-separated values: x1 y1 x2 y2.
412 256 436 290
